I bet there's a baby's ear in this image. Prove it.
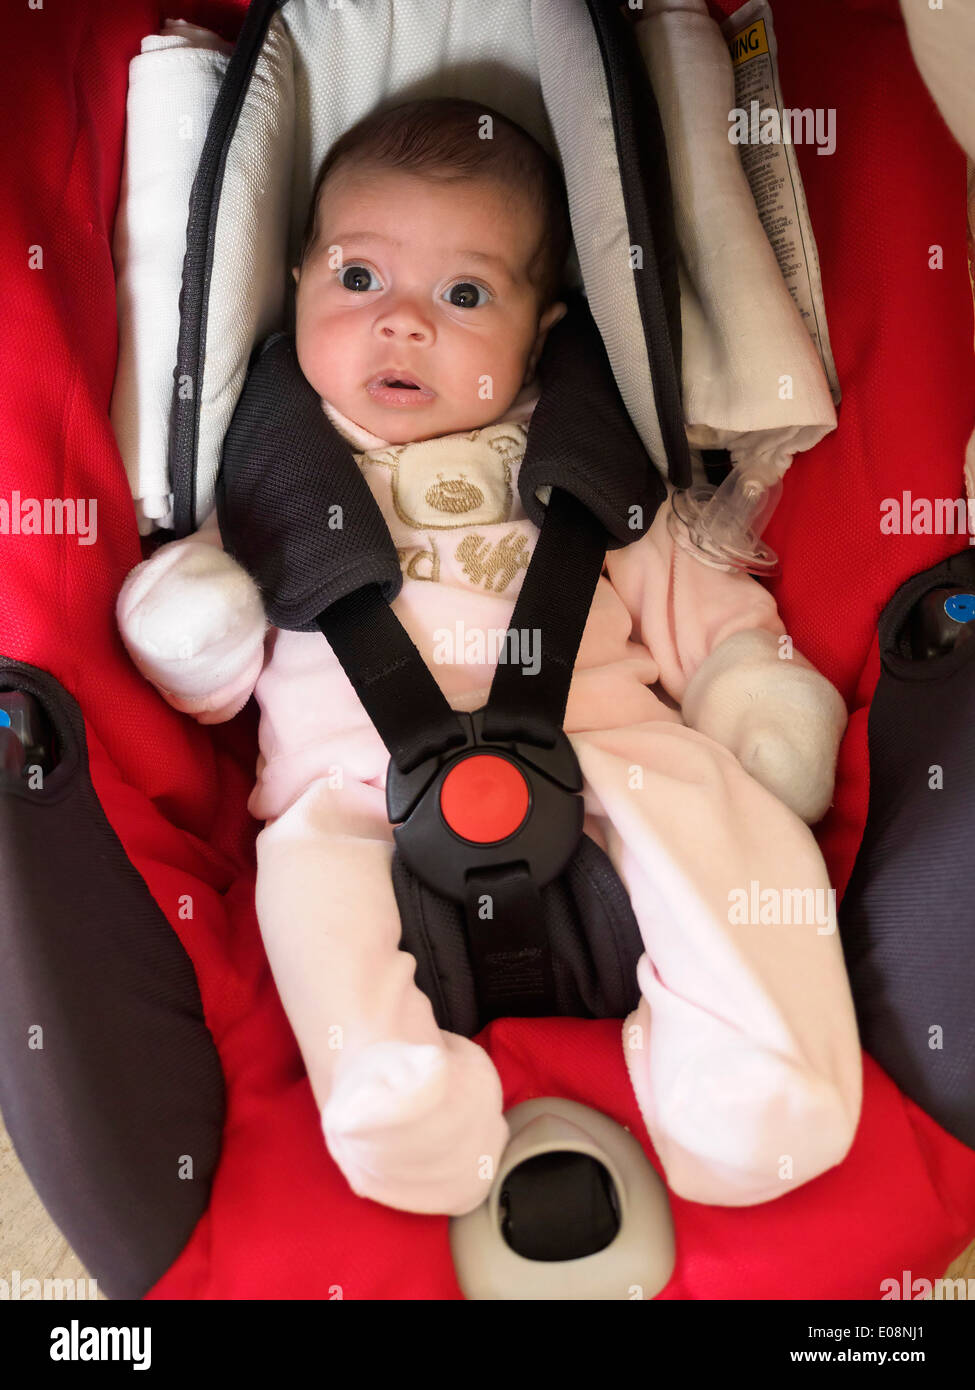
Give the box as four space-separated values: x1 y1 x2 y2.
539 300 568 336
524 300 567 383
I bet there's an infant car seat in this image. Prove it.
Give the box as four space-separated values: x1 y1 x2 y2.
2 0 975 1301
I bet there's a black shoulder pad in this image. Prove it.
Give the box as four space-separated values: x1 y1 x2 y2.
216 334 403 631
519 290 666 548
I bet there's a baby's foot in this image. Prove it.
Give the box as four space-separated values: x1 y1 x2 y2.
324 1040 448 1128
321 1038 509 1215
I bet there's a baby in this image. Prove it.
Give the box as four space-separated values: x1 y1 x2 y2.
117 97 862 1216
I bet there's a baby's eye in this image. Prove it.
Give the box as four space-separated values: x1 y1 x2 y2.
443 280 491 309
338 263 381 292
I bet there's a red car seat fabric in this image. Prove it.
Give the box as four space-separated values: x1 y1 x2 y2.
1 0 973 1299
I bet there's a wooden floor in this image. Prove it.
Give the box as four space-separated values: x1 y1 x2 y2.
2 1107 973 1301
0 1115 104 1298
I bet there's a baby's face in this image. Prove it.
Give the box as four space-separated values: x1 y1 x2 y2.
292 166 565 443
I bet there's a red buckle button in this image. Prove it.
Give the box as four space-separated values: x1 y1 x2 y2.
439 753 530 844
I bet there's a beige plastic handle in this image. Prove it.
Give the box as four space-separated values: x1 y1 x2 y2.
449 1096 675 1301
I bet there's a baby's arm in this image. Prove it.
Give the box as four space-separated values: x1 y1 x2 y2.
116 508 268 723
605 491 847 823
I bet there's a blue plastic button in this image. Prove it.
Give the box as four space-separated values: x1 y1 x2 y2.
944 593 975 623
0 711 10 728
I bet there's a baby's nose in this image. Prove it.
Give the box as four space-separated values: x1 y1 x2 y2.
377 300 433 343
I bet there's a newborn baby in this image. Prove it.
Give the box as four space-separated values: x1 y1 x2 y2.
117 97 862 1216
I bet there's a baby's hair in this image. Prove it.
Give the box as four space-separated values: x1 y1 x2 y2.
296 96 572 308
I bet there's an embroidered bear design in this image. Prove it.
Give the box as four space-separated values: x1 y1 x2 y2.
355 424 525 530
455 531 531 592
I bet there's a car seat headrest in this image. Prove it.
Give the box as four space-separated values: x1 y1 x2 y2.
171 0 689 534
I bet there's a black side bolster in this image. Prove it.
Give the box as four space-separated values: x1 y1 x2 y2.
0 657 225 1299
839 548 975 1152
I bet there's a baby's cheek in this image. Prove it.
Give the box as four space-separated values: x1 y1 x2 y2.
297 336 343 399
460 347 525 407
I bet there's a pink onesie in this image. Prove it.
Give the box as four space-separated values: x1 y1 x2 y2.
117 388 862 1216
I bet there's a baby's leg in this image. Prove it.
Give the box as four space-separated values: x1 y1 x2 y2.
255 775 508 1215
571 722 862 1206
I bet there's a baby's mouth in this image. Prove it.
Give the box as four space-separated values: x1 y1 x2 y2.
366 371 436 407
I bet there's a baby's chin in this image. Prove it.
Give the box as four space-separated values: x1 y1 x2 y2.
347 396 505 443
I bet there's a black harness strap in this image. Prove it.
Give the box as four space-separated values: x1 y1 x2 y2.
316 585 468 775
481 487 607 748
316 486 607 771
316 488 608 1022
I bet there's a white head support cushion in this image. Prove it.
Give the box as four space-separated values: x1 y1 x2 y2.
111 0 839 533
112 0 676 532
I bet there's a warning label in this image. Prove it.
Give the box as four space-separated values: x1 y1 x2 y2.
722 0 841 404
729 20 769 67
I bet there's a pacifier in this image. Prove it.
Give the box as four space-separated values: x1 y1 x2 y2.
668 462 784 576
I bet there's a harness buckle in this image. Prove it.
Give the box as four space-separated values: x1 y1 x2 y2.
385 707 585 904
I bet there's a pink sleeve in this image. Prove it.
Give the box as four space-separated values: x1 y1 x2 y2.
603 489 785 704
